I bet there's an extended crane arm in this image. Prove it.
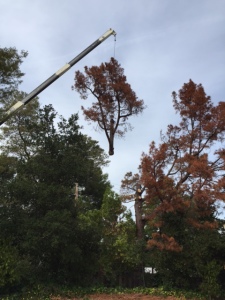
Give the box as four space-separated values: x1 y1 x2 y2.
0 28 116 126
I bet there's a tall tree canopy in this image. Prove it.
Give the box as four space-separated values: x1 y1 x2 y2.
140 79 225 251
73 57 146 155
0 104 112 286
1 104 110 207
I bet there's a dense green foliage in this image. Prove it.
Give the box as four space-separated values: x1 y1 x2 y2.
0 104 112 288
0 47 27 105
145 215 225 292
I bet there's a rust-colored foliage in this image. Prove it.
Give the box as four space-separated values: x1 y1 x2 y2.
148 233 183 252
140 80 225 251
73 58 145 155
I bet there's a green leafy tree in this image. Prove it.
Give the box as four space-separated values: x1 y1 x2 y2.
199 260 222 299
0 241 21 291
0 47 27 106
73 187 139 287
0 105 111 285
98 188 143 287
0 91 40 159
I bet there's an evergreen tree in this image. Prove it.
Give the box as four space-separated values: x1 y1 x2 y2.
0 104 111 286
0 47 27 106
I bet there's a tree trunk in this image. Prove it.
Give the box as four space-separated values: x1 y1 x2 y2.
109 117 115 155
135 184 144 240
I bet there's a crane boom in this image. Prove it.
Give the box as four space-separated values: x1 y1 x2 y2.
0 28 116 126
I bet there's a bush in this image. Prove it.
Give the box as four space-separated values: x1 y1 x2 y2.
199 260 222 299
0 241 29 292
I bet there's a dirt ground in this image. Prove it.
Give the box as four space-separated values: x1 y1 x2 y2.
51 294 182 300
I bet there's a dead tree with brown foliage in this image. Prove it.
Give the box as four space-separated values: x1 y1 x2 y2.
73 57 145 155
140 79 225 251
